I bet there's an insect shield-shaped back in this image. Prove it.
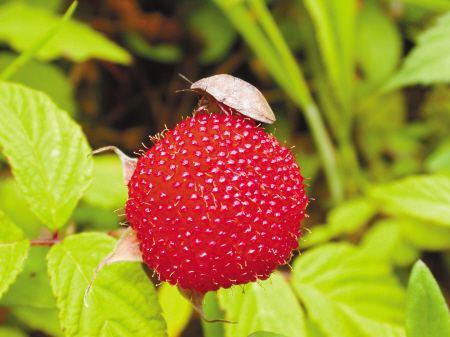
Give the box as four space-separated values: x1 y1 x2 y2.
191 74 276 124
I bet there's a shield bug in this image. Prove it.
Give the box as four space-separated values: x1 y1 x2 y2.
190 74 276 124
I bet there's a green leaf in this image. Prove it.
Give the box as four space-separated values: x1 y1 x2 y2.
0 83 93 230
0 52 76 114
83 154 128 210
406 261 450 337
369 175 450 227
399 218 450 250
292 243 406 337
425 140 450 174
0 177 43 238
401 0 450 12
73 203 120 231
0 0 63 12
302 198 376 247
1 246 55 308
47 232 166 337
303 0 356 107
0 210 29 299
0 2 131 64
0 326 27 337
11 306 63 337
124 33 182 64
248 332 288 337
361 220 419 266
218 272 306 337
355 0 402 84
385 12 450 90
158 282 192 337
188 2 236 64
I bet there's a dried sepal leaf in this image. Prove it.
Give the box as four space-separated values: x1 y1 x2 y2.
191 74 276 124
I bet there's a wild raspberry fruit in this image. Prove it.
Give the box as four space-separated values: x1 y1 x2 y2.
125 111 308 293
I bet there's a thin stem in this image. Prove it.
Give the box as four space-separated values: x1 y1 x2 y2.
302 104 344 203
0 1 78 81
31 239 60 246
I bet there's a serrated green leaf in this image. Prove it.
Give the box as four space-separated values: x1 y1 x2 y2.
1 246 55 308
47 232 166 337
11 306 63 337
0 83 93 230
158 283 192 337
302 198 376 247
292 243 405 337
0 177 43 238
406 261 450 337
218 272 306 337
0 52 76 114
0 2 131 64
355 0 402 84
0 326 27 337
0 210 29 299
83 155 128 210
369 175 450 227
385 12 450 89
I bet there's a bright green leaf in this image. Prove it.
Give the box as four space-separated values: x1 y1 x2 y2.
83 154 128 210
0 52 76 114
361 220 419 266
401 0 450 12
303 0 356 107
0 2 131 64
385 12 450 89
11 306 63 337
399 218 450 250
1 246 55 308
158 282 192 337
425 140 450 174
47 232 166 337
0 177 43 238
218 272 306 337
369 175 450 227
73 203 120 231
302 198 376 247
292 243 406 337
356 0 402 84
0 326 27 337
406 261 450 337
0 210 29 299
0 83 93 230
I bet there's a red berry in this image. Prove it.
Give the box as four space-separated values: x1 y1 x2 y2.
125 111 308 292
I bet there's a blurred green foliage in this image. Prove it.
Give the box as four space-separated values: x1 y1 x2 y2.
0 0 449 337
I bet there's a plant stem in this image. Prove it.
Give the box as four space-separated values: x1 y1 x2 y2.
0 1 78 81
303 103 344 203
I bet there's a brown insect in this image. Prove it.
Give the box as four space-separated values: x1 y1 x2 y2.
188 74 276 124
